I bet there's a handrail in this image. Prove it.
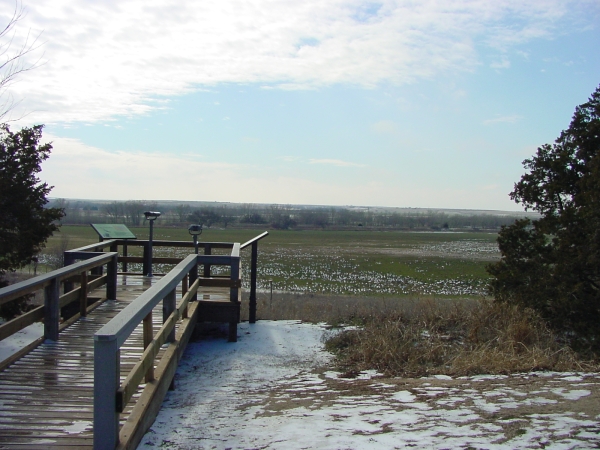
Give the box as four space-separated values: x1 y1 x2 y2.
116 276 201 411
66 239 242 278
95 254 197 346
69 239 235 249
0 252 115 306
0 252 118 345
240 231 269 323
0 232 268 449
241 231 269 249
65 240 118 253
93 244 242 450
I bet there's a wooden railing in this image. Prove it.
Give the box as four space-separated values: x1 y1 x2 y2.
0 252 118 370
65 231 269 322
93 245 242 450
0 231 268 450
64 239 242 276
241 231 269 323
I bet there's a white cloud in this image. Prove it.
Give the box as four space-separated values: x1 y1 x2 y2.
308 158 365 167
490 58 511 69
2 0 589 125
38 135 518 209
371 120 397 134
41 135 241 200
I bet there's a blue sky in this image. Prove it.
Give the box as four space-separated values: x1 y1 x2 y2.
2 0 599 210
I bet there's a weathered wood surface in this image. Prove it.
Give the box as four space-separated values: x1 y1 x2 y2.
0 275 226 449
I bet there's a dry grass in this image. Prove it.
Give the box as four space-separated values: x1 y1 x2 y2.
240 291 478 325
323 299 597 377
241 292 598 377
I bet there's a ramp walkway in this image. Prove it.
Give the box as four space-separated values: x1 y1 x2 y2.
0 232 267 450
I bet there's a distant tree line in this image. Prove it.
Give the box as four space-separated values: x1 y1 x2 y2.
48 199 531 231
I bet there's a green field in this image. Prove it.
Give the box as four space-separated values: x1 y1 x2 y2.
42 225 500 298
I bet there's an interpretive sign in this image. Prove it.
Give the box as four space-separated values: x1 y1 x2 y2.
90 224 137 240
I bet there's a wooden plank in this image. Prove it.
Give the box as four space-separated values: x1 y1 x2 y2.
240 230 269 249
0 335 44 373
0 273 232 449
118 301 199 450
0 307 44 341
59 275 105 309
197 300 240 323
118 256 183 265
197 278 241 288
116 311 177 411
116 282 197 410
0 253 116 306
0 277 107 350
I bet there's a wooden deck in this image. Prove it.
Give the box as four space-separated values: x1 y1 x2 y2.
0 275 228 449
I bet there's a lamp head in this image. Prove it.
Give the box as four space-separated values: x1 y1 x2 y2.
188 224 203 236
144 211 161 220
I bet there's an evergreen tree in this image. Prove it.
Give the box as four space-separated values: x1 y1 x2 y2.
487 85 600 348
0 124 64 277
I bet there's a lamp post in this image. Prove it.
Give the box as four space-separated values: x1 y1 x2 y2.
188 224 203 254
144 211 161 277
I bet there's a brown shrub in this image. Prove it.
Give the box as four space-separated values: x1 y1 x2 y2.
322 298 596 377
240 292 596 376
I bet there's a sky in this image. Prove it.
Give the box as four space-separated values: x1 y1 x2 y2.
1 0 599 211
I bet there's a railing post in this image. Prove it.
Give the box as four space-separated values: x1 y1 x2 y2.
44 278 60 341
91 246 104 277
163 287 177 390
107 253 118 300
143 312 154 382
230 257 240 303
182 274 189 319
63 251 75 293
94 337 120 450
189 259 198 302
142 241 150 277
249 241 258 324
164 288 176 343
79 270 88 317
229 254 240 342
122 242 128 273
203 244 212 277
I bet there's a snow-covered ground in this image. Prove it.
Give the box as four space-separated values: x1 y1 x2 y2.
139 321 600 449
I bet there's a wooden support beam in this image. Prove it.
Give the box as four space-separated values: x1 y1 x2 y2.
44 279 60 341
79 271 88 317
143 312 154 383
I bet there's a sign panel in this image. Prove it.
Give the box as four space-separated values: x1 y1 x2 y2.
90 224 137 240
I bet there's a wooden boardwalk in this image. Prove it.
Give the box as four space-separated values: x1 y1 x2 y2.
0 275 226 449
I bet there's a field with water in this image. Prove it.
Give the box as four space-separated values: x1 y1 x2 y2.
46 226 500 298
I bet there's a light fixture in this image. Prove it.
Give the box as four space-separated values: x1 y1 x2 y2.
188 224 203 254
144 211 161 220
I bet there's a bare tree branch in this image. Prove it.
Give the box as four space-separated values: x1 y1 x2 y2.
0 0 44 122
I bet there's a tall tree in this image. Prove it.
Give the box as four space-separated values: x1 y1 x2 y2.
0 124 64 277
487 85 600 348
188 208 221 228
124 200 145 226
